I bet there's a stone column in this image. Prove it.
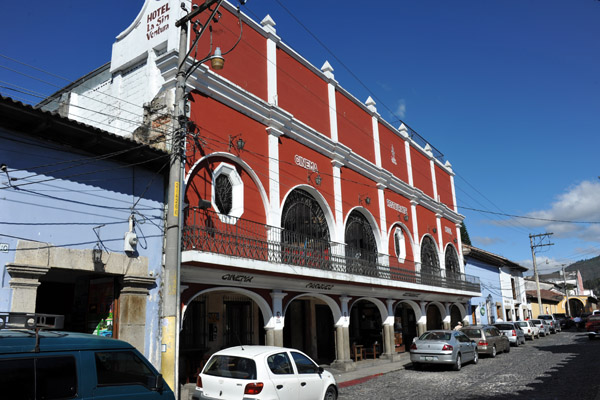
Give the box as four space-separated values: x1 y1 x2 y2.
381 299 395 359
417 301 428 336
265 327 275 346
6 264 50 313
443 302 452 330
331 303 353 371
270 291 287 348
118 275 156 353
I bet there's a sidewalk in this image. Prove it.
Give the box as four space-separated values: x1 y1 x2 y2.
326 352 412 388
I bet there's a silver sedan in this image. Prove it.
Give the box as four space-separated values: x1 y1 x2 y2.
410 330 478 371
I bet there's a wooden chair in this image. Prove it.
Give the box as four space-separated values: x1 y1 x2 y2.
363 342 380 359
352 344 364 361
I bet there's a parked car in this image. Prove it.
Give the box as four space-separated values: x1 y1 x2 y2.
493 322 526 346
0 312 174 400
553 313 574 329
538 314 560 333
515 320 539 340
192 346 338 400
461 325 510 357
409 330 478 371
585 315 600 340
530 319 550 336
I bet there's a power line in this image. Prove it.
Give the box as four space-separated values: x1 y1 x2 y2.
458 205 600 225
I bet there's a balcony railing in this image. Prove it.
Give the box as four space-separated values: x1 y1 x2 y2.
182 209 480 292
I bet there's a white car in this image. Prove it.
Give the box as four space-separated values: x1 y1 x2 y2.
515 320 539 340
531 319 551 336
192 346 338 400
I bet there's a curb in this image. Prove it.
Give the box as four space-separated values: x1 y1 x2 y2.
338 373 384 388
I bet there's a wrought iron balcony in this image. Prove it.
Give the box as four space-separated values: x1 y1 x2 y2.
182 209 480 293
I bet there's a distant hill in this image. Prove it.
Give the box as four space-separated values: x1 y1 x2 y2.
567 255 600 294
567 255 600 280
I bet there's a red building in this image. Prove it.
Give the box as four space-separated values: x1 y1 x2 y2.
40 0 480 383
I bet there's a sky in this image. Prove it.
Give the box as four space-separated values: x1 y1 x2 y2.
1 0 599 275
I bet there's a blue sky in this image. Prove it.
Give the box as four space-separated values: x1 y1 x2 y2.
2 0 599 274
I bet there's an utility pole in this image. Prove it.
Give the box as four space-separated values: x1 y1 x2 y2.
562 265 571 317
162 1 223 397
529 233 554 317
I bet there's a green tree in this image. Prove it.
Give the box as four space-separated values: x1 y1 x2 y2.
460 222 471 245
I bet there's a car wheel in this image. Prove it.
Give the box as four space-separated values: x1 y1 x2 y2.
505 343 510 353
472 351 478 365
515 339 519 347
491 345 497 358
324 385 337 400
453 354 462 371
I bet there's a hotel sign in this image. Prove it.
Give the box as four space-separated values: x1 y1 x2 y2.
146 3 170 40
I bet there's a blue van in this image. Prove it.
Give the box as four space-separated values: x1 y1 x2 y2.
0 313 175 400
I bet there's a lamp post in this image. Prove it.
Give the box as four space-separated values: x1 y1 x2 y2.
161 1 225 396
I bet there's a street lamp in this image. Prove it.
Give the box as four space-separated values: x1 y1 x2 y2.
210 47 224 70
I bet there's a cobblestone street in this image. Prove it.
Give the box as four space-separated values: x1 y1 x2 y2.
339 330 600 400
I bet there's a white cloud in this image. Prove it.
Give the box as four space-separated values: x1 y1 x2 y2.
505 180 600 243
395 99 406 119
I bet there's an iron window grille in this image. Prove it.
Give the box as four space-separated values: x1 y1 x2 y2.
215 174 233 215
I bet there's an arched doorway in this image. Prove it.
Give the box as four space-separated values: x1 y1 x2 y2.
283 296 336 364
179 289 267 385
426 304 443 330
450 304 462 328
394 302 418 351
569 298 585 317
349 299 383 357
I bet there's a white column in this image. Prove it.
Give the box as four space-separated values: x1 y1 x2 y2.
322 61 338 142
436 214 444 276
377 183 387 248
332 160 345 242
383 299 396 358
425 144 438 201
261 15 279 106
445 160 458 213
411 199 420 271
399 124 413 187
443 303 452 330
455 223 465 273
270 290 287 347
366 97 381 168
266 127 283 227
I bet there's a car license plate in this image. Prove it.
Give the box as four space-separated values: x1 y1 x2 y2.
425 356 435 361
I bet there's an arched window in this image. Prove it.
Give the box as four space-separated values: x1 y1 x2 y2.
281 189 329 241
394 227 406 263
281 189 330 269
345 210 377 264
445 245 460 278
215 174 233 215
420 236 440 276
